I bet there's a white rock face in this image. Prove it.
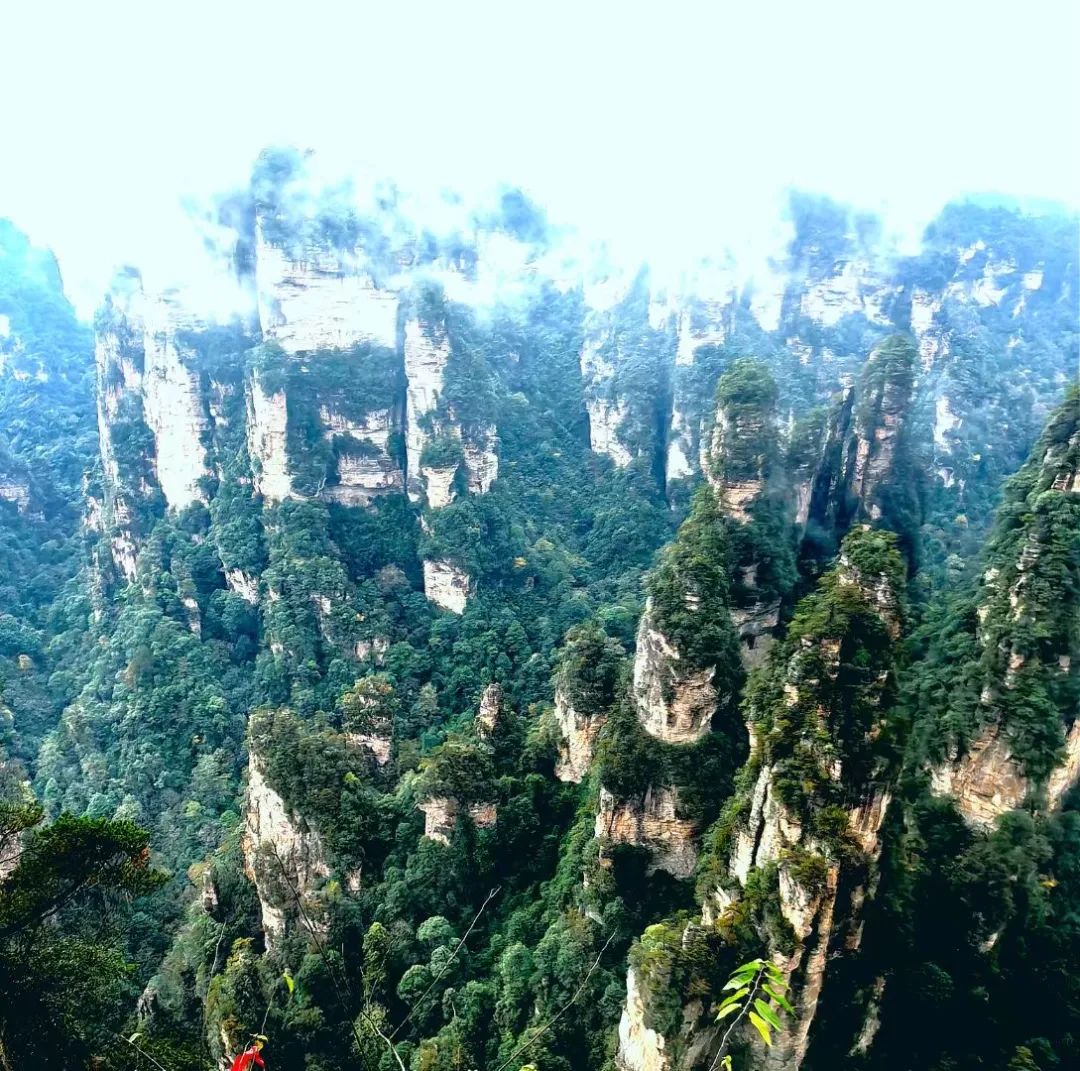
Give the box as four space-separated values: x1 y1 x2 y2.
616 967 669 1071
799 259 880 326
554 684 604 783
423 558 471 614
0 480 30 512
95 271 147 495
255 224 398 353
226 568 259 603
588 396 634 466
319 406 404 504
581 328 633 467
421 464 458 509
910 290 947 368
346 731 392 766
403 318 449 500
596 785 698 879
665 413 696 485
463 429 499 493
247 378 292 501
244 755 329 948
933 394 960 449
142 294 209 511
111 532 139 582
633 605 717 744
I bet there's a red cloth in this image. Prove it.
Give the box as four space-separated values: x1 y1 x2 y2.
229 1047 265 1071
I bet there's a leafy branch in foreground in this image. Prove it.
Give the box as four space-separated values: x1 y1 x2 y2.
709 957 793 1071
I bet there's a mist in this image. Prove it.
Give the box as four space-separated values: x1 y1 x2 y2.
2 0 1077 316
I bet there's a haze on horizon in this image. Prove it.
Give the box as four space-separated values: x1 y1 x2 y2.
3 0 1077 317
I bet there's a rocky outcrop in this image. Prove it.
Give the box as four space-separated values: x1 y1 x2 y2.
462 429 499 493
420 462 458 509
422 559 471 614
554 683 605 783
243 754 329 949
0 479 29 512
94 269 152 577
632 607 717 744
616 966 670 1071
706 408 766 524
929 400 1080 826
226 568 259 603
254 222 398 353
929 722 1080 828
94 273 224 521
142 292 210 510
475 682 503 737
319 405 403 504
246 377 292 501
798 255 891 328
729 600 781 669
418 797 497 846
595 786 698 879
665 288 736 487
848 338 914 522
403 317 449 501
580 293 636 467
711 529 905 1070
800 338 915 545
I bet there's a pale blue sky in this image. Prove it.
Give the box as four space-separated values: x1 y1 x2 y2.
3 0 1077 314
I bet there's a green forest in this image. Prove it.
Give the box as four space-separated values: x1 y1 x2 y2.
0 150 1077 1071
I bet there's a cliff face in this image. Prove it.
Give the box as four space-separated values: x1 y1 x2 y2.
716 527 906 1070
245 376 291 501
632 606 718 744
243 752 329 949
253 218 399 354
579 273 673 471
404 315 451 501
141 293 212 511
926 390 1080 824
797 336 915 563
418 796 497 845
552 622 625 783
596 785 698 879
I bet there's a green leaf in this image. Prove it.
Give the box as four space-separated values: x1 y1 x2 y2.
127 1033 142 1045
724 976 753 991
763 983 795 1015
716 1001 742 1021
721 1058 733 1071
283 969 295 995
754 999 783 1031
719 986 749 1008
748 1011 773 1047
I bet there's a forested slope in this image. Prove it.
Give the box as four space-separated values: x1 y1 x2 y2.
0 153 1076 1071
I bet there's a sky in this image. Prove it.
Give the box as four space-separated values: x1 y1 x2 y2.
2 0 1078 316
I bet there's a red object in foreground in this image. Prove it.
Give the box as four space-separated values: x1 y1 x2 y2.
229 1047 266 1071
